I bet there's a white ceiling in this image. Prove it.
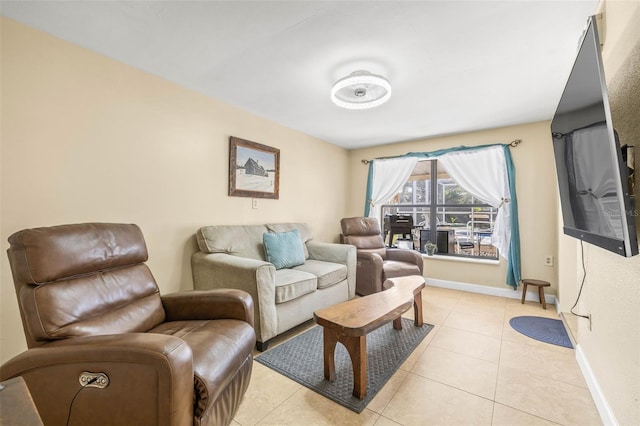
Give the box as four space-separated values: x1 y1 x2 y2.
1 0 599 149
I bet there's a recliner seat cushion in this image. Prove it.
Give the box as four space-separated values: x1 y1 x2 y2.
273 269 317 303
293 259 347 289
382 260 421 280
150 319 255 417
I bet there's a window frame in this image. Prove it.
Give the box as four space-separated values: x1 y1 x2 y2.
382 159 498 260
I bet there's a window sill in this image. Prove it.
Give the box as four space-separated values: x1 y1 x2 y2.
421 253 500 265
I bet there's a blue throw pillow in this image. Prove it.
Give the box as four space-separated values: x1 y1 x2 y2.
263 229 305 270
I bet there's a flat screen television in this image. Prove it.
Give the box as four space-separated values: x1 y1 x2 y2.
551 15 638 257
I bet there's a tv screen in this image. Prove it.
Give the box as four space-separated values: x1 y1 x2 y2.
551 15 638 257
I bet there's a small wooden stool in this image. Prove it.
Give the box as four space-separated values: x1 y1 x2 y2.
520 279 551 309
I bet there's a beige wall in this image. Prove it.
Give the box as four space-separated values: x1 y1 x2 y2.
4 8 638 421
0 18 350 362
346 121 559 291
556 2 640 425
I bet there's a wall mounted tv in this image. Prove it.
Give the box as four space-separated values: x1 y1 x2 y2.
551 15 638 257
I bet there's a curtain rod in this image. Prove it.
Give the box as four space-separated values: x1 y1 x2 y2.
360 139 522 164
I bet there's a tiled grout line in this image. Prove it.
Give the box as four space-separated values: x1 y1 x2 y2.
421 292 573 425
428 325 502 361
493 402 566 426
414 295 506 423
495 306 593 425
422 296 568 425
490 301 508 425
371 368 411 419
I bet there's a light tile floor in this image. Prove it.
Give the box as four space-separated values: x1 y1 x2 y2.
232 285 602 425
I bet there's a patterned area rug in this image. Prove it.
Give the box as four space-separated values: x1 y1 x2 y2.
255 318 434 413
509 316 573 348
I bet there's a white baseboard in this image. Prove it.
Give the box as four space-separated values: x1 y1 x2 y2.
575 344 618 426
426 278 557 306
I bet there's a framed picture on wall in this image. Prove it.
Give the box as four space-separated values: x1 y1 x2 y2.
229 136 280 199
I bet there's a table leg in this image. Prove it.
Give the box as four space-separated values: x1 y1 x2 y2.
393 317 403 330
340 335 367 399
322 327 338 382
322 329 368 399
414 290 424 327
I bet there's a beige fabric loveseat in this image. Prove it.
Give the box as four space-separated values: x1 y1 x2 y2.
192 223 356 350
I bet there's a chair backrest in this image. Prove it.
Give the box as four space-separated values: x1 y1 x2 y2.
196 223 313 260
340 217 387 256
6 223 165 348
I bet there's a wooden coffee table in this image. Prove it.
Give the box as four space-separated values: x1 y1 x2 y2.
313 275 425 399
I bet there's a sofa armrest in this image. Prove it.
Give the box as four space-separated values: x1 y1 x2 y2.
0 334 193 426
307 242 357 298
162 289 254 326
386 248 425 274
191 252 277 343
307 241 353 264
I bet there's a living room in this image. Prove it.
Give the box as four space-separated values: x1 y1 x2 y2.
1 1 638 425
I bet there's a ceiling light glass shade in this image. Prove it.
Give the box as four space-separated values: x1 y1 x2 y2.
331 70 391 109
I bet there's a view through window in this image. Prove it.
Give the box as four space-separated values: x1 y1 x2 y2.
381 160 498 259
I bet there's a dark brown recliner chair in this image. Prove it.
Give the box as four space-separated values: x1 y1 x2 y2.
341 217 424 296
1 223 255 426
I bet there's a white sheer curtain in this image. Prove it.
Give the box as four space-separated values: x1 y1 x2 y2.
368 157 418 220
437 146 512 260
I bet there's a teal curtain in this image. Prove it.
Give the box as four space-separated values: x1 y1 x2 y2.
364 162 374 217
363 143 521 290
502 145 521 288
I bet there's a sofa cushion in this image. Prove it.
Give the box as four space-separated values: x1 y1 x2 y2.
197 225 268 260
263 230 305 269
293 259 347 290
266 223 312 259
274 269 317 304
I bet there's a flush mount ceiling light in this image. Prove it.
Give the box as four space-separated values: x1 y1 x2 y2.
331 70 391 110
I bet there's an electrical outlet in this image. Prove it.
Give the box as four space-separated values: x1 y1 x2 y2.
252 198 258 209
544 255 554 266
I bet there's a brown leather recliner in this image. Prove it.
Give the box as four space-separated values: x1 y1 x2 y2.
1 223 255 426
341 217 424 296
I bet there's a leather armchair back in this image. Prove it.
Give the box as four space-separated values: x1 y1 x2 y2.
340 217 387 257
7 223 165 348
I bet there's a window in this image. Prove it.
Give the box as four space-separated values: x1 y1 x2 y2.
381 159 498 259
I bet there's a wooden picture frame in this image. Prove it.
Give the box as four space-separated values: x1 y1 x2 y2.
229 136 280 199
